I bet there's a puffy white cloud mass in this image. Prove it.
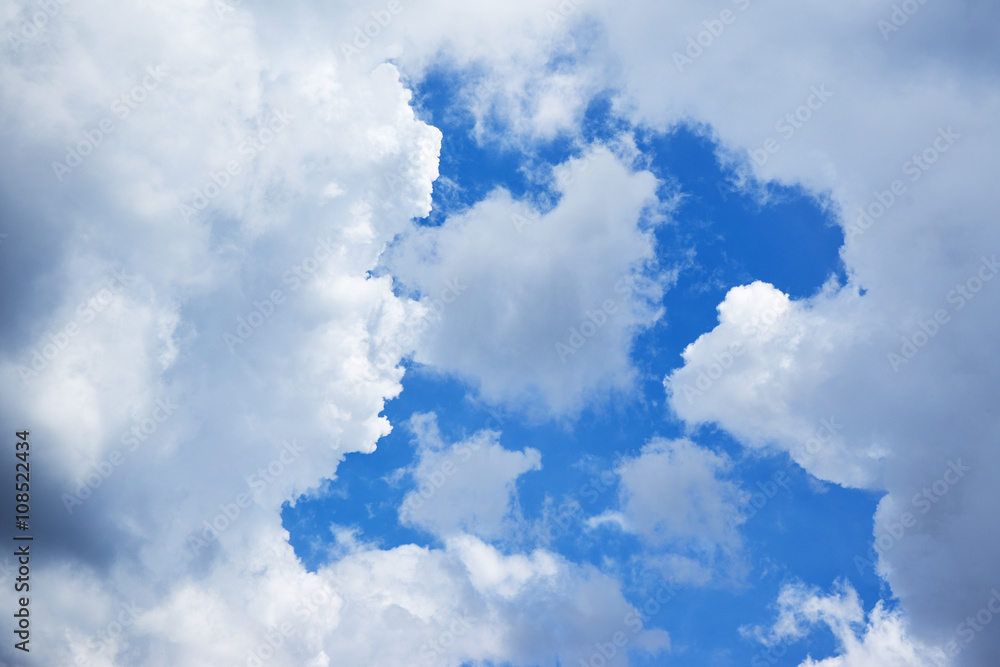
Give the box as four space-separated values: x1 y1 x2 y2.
398 412 542 539
590 438 747 586
385 142 668 416
1 0 998 664
748 581 946 667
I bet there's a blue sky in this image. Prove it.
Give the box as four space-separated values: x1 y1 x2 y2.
281 68 880 666
1 1 998 666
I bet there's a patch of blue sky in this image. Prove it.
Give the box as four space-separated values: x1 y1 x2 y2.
401 65 579 227
283 65 884 666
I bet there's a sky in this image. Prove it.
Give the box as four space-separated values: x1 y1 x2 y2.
0 1 997 666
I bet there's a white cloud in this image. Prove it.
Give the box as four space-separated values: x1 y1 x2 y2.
385 143 669 416
614 439 744 548
592 437 747 584
664 280 882 488
591 2 1000 659
749 581 947 667
2 0 999 664
307 534 671 667
0 2 677 663
89 519 669 667
398 413 542 539
1 1 443 663
662 261 1000 663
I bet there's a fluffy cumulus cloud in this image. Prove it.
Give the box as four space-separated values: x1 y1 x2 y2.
661 122 1000 662
399 0 1000 658
311 534 670 667
664 280 880 488
1 0 998 664
748 581 944 667
598 2 1000 662
48 519 672 667
0 0 448 661
0 2 672 665
385 143 668 415
591 438 747 585
398 413 542 539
